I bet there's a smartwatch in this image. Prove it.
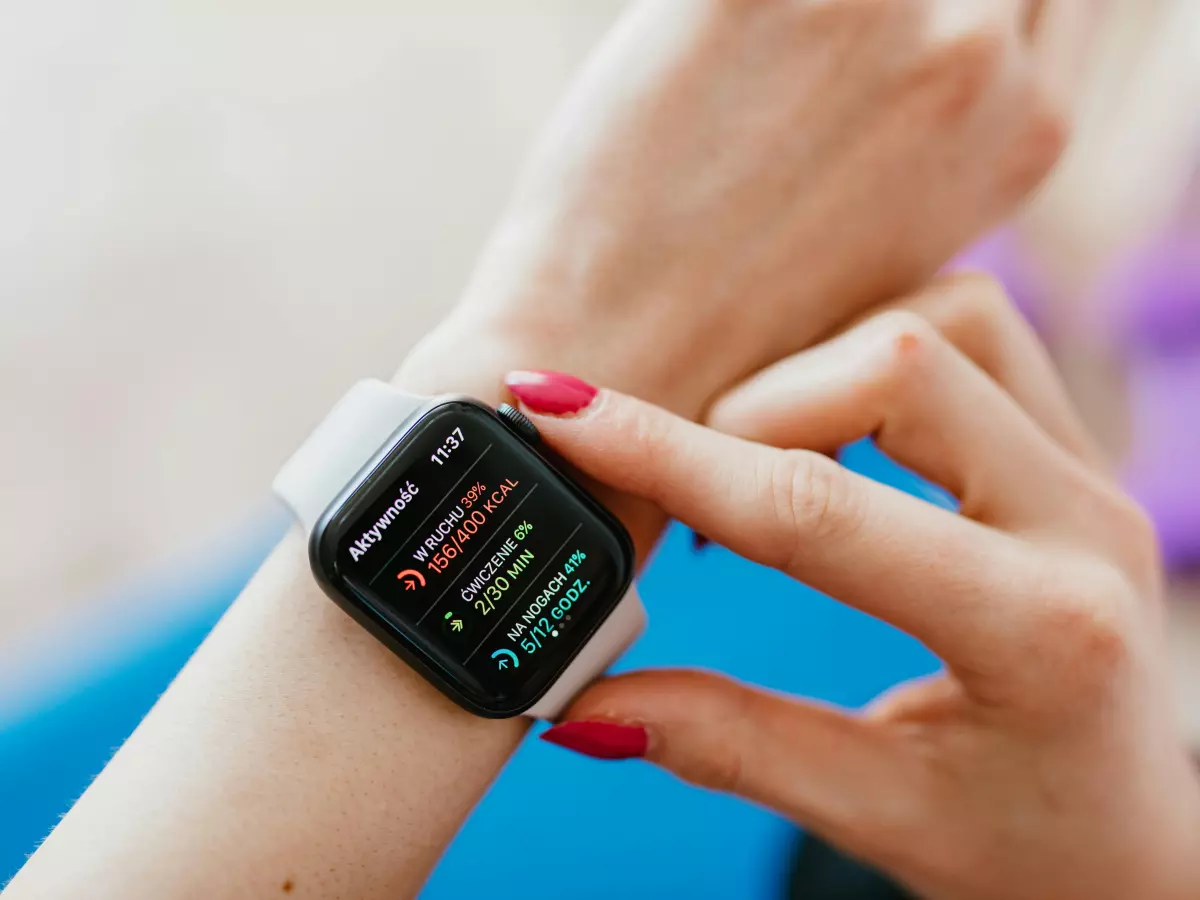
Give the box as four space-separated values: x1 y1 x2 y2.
272 379 645 719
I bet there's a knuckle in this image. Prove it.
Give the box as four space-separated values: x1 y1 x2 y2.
1124 505 1162 581
702 754 747 796
1005 83 1071 192
946 22 1010 77
1102 489 1163 591
767 450 864 564
621 404 680 500
912 19 1010 125
621 398 673 457
687 725 750 796
661 672 755 795
927 272 1018 369
1033 563 1137 699
945 272 1013 330
873 310 945 395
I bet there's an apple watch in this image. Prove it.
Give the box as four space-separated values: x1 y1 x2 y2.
272 379 645 719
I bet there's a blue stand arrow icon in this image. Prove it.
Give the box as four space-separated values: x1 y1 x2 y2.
491 648 520 670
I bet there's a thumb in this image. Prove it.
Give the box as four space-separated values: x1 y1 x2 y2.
540 669 917 855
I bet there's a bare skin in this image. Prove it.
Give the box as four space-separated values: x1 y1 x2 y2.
4 2 1094 897
525 274 1200 900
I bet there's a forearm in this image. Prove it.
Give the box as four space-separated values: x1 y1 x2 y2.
7 531 514 899
4 282 692 900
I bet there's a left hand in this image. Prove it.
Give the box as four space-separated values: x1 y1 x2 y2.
503 274 1200 900
402 0 1101 419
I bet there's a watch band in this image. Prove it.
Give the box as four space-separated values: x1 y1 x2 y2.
272 378 646 720
273 379 426 535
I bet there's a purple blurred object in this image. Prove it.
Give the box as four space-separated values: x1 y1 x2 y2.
1123 355 1200 571
1110 232 1200 358
1110 231 1200 572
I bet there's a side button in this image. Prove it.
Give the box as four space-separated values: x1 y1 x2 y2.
496 403 541 445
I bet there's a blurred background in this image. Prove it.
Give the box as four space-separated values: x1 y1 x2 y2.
1 1 1199 896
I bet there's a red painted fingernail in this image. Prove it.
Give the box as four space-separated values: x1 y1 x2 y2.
504 370 598 416
540 720 648 760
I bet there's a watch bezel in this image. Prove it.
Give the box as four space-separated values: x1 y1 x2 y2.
307 397 636 718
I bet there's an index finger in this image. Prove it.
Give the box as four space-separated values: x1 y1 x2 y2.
508 377 1045 680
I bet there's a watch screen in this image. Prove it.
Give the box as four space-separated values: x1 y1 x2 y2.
316 401 634 715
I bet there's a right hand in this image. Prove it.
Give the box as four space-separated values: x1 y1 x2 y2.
509 275 1200 900
417 0 1097 418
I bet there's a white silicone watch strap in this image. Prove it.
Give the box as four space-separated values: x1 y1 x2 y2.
271 377 646 719
273 379 425 535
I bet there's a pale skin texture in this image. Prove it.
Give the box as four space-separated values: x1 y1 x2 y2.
527 274 1200 900
4 1 1096 897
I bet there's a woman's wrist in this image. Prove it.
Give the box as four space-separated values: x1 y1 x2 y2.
396 267 714 419
393 302 687 563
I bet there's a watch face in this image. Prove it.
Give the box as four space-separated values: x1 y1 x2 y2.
312 400 635 717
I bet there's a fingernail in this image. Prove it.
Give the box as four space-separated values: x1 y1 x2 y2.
540 720 648 760
504 370 598 416
691 530 711 551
